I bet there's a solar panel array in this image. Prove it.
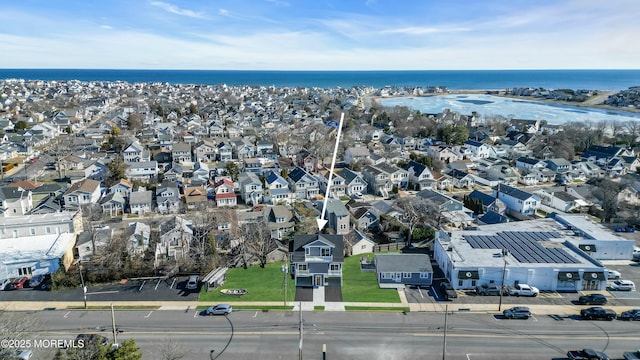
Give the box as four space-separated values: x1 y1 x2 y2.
464 231 580 264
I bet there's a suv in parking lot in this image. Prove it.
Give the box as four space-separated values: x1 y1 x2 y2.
578 294 607 305
607 279 636 291
580 307 616 321
503 306 531 319
439 281 458 299
476 284 505 296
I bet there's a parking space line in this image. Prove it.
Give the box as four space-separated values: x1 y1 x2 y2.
154 279 161 290
194 309 199 318
531 315 538 322
144 311 153 318
253 311 258 318
418 287 424 299
63 311 70 318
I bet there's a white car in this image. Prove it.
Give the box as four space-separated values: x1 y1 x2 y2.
0 278 11 290
509 284 540 297
608 279 636 291
606 269 621 280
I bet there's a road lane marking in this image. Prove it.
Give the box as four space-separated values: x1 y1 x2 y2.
63 311 70 318
466 355 473 360
253 311 258 318
144 311 153 318
194 309 199 318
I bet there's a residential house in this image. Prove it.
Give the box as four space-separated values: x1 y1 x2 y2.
213 179 237 207
183 186 208 210
156 180 181 214
449 169 475 189
191 162 211 184
63 178 101 210
427 145 459 163
265 170 293 205
516 157 545 171
238 172 264 206
99 191 126 217
346 199 378 231
325 198 350 235
416 189 474 228
265 205 295 240
0 186 33 216
172 142 192 163
76 228 111 263
545 158 572 173
128 221 151 256
463 140 491 159
156 216 193 265
375 253 433 289
534 188 582 212
289 234 344 287
344 230 376 256
467 190 507 215
109 179 133 199
296 149 318 173
375 162 409 189
194 140 217 163
242 158 262 174
125 161 158 182
317 168 346 199
361 164 393 196
123 141 149 163
493 183 541 216
217 141 233 162
404 160 434 190
581 145 634 163
335 168 367 196
344 146 370 165
287 167 320 200
129 190 153 215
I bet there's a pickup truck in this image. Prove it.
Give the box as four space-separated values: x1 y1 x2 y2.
624 350 640 360
508 283 539 297
439 282 458 300
580 307 616 321
567 348 610 360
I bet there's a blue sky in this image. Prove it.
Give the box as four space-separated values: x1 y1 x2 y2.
0 0 638 70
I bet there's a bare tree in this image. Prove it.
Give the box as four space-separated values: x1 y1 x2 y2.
0 308 43 359
396 197 436 246
156 336 189 360
239 219 275 268
624 120 640 148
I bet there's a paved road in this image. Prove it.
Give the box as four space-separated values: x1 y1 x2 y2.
22 309 640 360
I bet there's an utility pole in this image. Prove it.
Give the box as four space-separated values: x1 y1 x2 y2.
299 301 303 360
111 303 118 345
498 249 508 311
79 264 87 309
442 304 448 360
282 264 288 307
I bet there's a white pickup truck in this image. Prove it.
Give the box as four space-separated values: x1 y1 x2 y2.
508 284 539 297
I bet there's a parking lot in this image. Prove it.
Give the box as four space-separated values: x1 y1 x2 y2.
403 259 640 308
0 276 201 302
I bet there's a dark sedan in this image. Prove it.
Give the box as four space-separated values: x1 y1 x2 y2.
619 308 640 321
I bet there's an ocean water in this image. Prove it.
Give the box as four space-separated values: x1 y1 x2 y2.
0 69 639 90
377 94 640 125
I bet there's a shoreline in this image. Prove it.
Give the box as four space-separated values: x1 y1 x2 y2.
367 89 640 115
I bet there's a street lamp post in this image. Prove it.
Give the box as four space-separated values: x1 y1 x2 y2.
281 264 288 307
498 249 509 311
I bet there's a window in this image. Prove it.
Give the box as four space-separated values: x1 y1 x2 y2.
471 280 477 287
321 248 331 256
305 247 310 255
18 267 32 276
339 224 347 230
298 264 307 271
382 272 392 279
403 272 411 278
330 264 340 271
458 280 463 287
30 228 36 235
419 273 429 279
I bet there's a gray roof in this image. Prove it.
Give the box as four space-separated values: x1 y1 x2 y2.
326 198 349 217
289 234 345 263
375 254 433 273
129 190 152 204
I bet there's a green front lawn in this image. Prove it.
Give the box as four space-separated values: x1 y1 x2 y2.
341 254 401 303
199 262 295 302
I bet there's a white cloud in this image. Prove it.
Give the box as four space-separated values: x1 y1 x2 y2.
149 1 207 19
100 25 113 30
265 0 289 6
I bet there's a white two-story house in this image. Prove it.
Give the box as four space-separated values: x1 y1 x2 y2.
493 183 541 216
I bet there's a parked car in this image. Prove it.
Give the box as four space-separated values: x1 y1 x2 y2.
205 304 232 315
567 348 610 360
475 284 505 296
608 280 636 291
11 277 29 290
439 281 458 300
29 274 46 288
580 307 616 321
619 309 640 321
503 306 531 319
12 349 33 360
186 275 199 290
0 278 11 290
578 294 608 305
508 283 539 297
605 269 621 280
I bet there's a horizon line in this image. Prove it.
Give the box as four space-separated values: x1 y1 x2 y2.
2 68 640 72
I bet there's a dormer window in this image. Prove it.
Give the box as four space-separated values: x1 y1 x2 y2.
321 248 331 257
